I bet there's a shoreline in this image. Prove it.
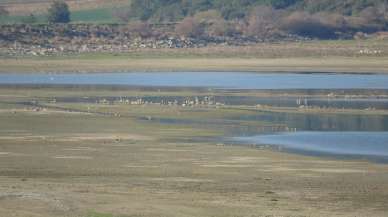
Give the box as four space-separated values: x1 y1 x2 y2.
1 55 388 74
1 84 388 216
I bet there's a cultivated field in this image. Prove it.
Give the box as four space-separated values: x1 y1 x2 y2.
0 0 131 23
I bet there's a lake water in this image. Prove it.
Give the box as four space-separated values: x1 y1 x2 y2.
235 132 388 160
2 72 388 161
1 72 388 89
233 111 388 132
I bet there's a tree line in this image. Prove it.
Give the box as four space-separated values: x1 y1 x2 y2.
112 0 388 39
117 0 388 22
117 0 302 22
1 0 387 39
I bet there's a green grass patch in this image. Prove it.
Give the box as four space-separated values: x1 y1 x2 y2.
0 14 47 24
70 7 121 24
0 7 124 24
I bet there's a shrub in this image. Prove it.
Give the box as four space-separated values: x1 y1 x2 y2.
128 21 153 38
244 6 281 37
344 6 387 33
280 11 338 39
359 6 385 24
207 18 240 37
47 1 71 23
175 16 203 37
320 13 347 29
129 0 185 22
193 10 223 24
270 0 301 9
151 3 185 22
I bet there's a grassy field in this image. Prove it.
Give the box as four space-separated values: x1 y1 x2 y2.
0 0 130 24
1 55 388 74
0 7 122 24
0 86 388 217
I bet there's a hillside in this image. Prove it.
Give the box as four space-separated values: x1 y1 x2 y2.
1 0 387 19
124 0 388 21
297 0 388 14
0 0 387 40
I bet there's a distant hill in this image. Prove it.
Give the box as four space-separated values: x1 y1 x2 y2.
1 0 386 17
297 0 388 14
122 0 388 21
1 0 386 22
0 0 387 39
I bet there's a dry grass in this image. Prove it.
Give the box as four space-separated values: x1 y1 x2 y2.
1 56 388 73
2 39 388 73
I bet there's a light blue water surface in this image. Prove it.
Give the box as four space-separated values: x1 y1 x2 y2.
2 72 388 160
235 132 388 157
1 72 388 89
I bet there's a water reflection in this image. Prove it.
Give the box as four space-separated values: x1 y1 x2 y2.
235 111 388 131
234 131 388 160
2 72 388 89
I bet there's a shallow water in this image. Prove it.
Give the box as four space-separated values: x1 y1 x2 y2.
235 132 388 158
2 72 388 161
51 95 388 110
2 72 388 89
234 111 388 131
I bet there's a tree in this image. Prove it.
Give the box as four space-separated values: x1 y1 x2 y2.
128 21 153 38
280 12 338 39
359 6 385 24
269 0 301 9
208 18 238 36
48 1 70 23
193 9 222 24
